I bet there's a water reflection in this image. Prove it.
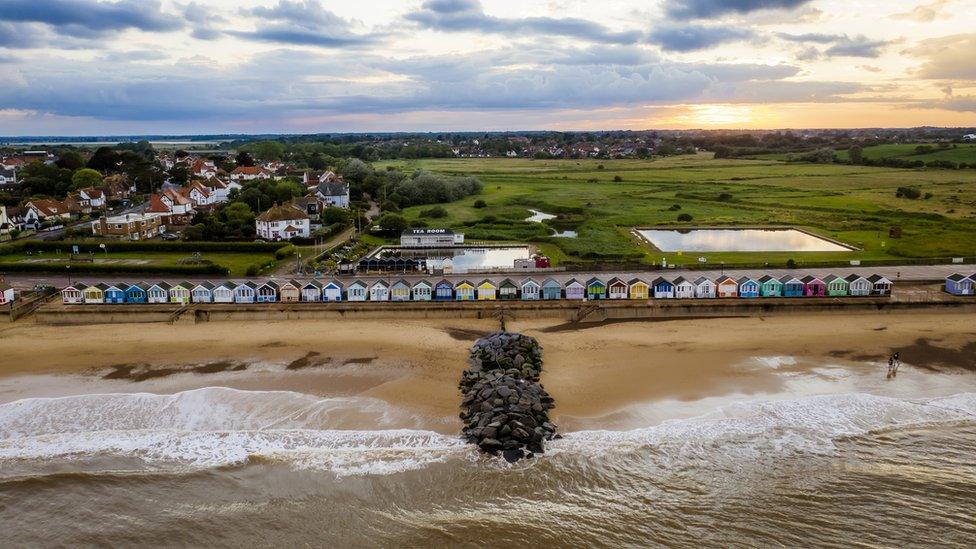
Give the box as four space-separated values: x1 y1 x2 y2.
403 247 531 272
636 229 850 252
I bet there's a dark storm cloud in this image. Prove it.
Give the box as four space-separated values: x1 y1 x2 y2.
666 0 814 19
0 0 181 37
647 24 755 52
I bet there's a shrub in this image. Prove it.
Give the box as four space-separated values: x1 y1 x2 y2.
668 204 682 211
0 262 229 275
17 239 288 254
717 192 733 202
410 219 428 228
597 164 605 170
420 206 449 218
924 192 933 200
274 244 297 260
895 187 921 199
677 213 693 222
786 259 797 268
613 175 623 182
473 199 487 209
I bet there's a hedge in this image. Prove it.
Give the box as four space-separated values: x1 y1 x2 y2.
0 262 230 275
5 240 290 255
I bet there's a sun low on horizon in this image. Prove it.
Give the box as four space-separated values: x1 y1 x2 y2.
0 0 975 134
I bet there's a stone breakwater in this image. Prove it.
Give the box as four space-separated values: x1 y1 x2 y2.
459 332 559 462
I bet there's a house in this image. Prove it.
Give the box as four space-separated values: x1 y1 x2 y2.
628 278 649 300
412 280 433 301
434 279 454 301
83 284 105 304
844 275 871 297
521 279 541 300
346 280 368 302
607 278 628 299
234 282 257 303
230 166 272 181
170 282 192 304
322 280 344 302
213 282 236 303
160 188 195 217
653 277 675 299
498 279 519 300
78 187 106 210
945 273 974 296
694 277 716 299
780 276 805 297
400 228 464 247
192 282 214 303
0 282 14 305
279 280 301 302
758 275 782 297
26 199 73 221
391 280 412 301
301 280 323 302
801 275 826 297
716 276 739 298
256 204 311 241
824 275 849 297
312 181 350 209
62 285 84 304
738 277 760 298
477 279 497 300
182 181 214 208
147 282 171 303
564 279 585 300
104 284 126 304
455 280 476 301
0 166 17 187
542 278 562 300
868 274 892 296
257 281 278 303
586 278 607 300
369 280 390 301
673 277 695 299
92 212 166 240
0 206 14 235
125 283 148 303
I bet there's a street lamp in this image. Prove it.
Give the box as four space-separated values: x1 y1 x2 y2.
66 264 71 286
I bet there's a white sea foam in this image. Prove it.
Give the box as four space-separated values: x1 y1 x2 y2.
2 388 975 476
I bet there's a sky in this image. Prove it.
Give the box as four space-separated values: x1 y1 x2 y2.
0 0 975 135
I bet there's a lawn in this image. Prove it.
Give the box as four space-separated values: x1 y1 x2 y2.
752 143 976 164
376 155 976 268
0 249 280 276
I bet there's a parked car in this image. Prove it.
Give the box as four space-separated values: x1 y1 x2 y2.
160 232 180 241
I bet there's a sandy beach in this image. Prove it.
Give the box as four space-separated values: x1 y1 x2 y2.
2 310 974 431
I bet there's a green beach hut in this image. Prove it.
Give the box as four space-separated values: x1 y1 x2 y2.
823 274 849 296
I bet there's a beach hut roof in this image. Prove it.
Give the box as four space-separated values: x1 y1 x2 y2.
240 281 259 289
947 273 967 281
521 278 540 287
436 279 453 287
500 278 518 288
125 282 148 290
193 281 215 290
302 280 323 289
348 279 367 289
758 275 778 284
456 280 474 288
628 278 647 286
717 275 737 284
800 275 823 284
172 281 193 289
323 280 344 289
565 278 584 288
779 275 801 284
693 276 712 286
823 274 843 283
215 281 236 290
392 279 411 288
672 276 690 285
93 283 110 291
258 281 279 290
868 274 891 283
586 277 605 287
478 279 497 287
153 281 172 290
652 277 672 286
542 278 561 287
71 283 88 291
737 276 757 285
844 274 868 283
413 279 432 288
370 279 390 288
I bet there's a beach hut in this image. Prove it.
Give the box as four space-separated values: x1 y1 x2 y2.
124 283 148 303
301 280 323 302
564 279 585 300
256 281 278 303
758 275 781 297
0 282 14 306
652 277 675 299
716 276 738 298
455 280 476 301
412 280 433 301
498 279 519 300
477 279 498 301
234 282 257 303
694 277 716 299
103 284 125 304
628 278 649 300
586 277 607 300
607 278 628 300
391 280 412 301
801 275 826 297
434 280 454 301
844 274 871 297
147 282 170 304
737 277 760 298
346 280 368 301
673 277 695 299
780 276 804 298
83 283 106 304
192 282 214 303
542 278 562 300
521 279 541 301
62 285 84 304
868 274 892 296
170 282 192 304
321 280 343 302
824 275 849 297
944 273 974 296
369 280 390 301
213 282 235 303
279 280 301 302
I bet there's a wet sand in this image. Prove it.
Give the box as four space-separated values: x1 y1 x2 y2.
1 311 974 426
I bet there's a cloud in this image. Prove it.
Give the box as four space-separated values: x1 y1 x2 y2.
778 33 892 58
859 65 883 73
915 95 976 112
666 0 814 20
648 23 754 52
890 0 950 22
405 0 642 44
228 0 379 47
905 34 976 80
0 0 181 38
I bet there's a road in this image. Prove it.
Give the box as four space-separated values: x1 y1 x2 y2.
12 200 148 241
269 226 357 276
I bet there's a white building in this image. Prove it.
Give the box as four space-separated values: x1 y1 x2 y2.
400 228 465 247
312 181 350 209
230 166 272 181
0 166 16 186
255 204 311 241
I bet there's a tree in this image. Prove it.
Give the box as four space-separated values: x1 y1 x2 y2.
376 213 408 233
677 213 693 222
168 163 190 186
71 168 103 190
848 144 863 164
87 147 121 171
244 140 286 162
321 207 351 225
473 199 487 208
56 151 85 171
235 151 255 167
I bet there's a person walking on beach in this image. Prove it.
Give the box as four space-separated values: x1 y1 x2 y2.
887 357 896 379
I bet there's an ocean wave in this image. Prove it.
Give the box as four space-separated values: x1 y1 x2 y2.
2 388 975 476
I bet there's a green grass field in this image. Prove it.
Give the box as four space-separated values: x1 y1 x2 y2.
752 143 976 163
0 250 280 276
377 154 976 268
